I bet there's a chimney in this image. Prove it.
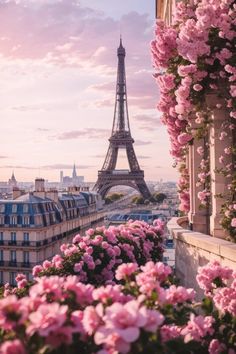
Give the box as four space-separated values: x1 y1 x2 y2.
68 186 80 195
46 189 59 203
35 178 45 192
34 178 45 199
12 187 25 200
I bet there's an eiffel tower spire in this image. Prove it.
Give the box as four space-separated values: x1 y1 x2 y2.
112 35 130 134
93 39 151 200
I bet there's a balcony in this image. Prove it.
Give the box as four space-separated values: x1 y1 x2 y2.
8 241 17 246
8 261 17 267
22 241 30 246
167 217 236 299
21 262 31 268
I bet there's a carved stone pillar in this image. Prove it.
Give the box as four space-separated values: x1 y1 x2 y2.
206 94 232 238
188 123 210 234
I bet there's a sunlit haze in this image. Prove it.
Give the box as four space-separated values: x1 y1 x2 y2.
0 0 178 182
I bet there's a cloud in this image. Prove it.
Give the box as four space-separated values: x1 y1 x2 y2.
54 128 110 140
90 70 158 110
132 113 162 131
0 163 92 170
42 164 93 170
11 105 45 112
0 1 153 73
136 155 150 159
37 128 50 132
134 140 152 146
0 165 38 170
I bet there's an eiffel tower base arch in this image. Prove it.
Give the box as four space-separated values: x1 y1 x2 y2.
94 171 151 200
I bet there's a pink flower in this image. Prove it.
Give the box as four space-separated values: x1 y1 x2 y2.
0 340 26 354
27 302 68 337
70 310 85 335
182 314 215 342
177 64 197 77
82 305 102 335
46 326 73 348
193 84 203 91
0 295 28 330
160 325 181 342
32 265 43 277
115 263 138 281
177 133 192 145
209 339 226 354
143 309 164 332
197 261 233 294
197 146 204 156
213 286 236 316
165 285 195 304
231 218 236 227
93 285 124 304
224 147 231 155
95 300 147 353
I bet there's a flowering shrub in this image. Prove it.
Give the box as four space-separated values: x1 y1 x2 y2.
30 220 165 286
151 0 236 238
0 258 235 353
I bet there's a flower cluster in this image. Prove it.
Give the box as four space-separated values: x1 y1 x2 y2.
151 0 236 232
30 220 165 286
0 258 235 353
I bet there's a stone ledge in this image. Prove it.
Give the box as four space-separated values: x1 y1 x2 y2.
168 217 236 264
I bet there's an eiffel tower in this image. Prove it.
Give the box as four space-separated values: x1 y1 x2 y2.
93 38 151 200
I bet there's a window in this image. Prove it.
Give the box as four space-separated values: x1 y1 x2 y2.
23 204 28 213
0 271 3 284
11 232 16 242
0 204 5 213
22 216 30 225
0 216 4 225
10 272 17 286
10 250 16 262
0 232 3 242
23 251 29 264
0 250 3 261
11 216 17 225
12 204 17 213
23 232 29 242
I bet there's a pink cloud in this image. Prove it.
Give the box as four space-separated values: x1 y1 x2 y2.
91 70 158 110
0 1 153 73
54 128 110 140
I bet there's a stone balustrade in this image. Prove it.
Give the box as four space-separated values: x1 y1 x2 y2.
168 217 236 299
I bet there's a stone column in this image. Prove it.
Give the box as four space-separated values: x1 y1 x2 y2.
206 94 232 238
188 125 210 234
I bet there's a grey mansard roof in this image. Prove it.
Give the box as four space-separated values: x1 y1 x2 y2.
0 190 98 228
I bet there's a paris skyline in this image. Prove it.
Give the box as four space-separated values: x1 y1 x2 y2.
0 0 178 182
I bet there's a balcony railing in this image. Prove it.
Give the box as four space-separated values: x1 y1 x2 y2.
0 225 85 249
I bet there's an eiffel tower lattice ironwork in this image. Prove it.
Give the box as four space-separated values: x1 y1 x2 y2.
93 38 151 200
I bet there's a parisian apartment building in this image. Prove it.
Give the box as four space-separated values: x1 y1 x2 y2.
0 178 103 286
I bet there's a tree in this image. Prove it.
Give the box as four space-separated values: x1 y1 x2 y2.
153 193 167 204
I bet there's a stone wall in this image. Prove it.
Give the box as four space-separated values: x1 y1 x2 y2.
168 217 236 299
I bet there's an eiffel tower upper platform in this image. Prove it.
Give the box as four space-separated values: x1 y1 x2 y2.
93 38 151 200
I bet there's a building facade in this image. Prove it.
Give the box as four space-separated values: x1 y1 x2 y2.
156 0 236 298
0 179 103 286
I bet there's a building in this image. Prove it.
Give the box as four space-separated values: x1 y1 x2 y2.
0 178 103 286
60 164 84 188
156 0 236 298
8 172 17 189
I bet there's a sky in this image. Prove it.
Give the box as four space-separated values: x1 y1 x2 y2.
0 0 178 183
